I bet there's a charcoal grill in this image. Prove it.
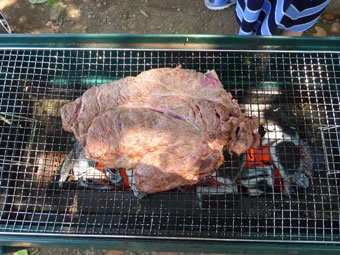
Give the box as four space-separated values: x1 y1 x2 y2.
0 35 340 253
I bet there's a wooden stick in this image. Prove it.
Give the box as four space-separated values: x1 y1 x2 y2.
0 114 12 125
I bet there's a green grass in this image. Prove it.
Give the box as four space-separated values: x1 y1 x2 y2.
47 0 60 8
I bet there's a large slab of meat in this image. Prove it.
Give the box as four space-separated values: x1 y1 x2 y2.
61 67 259 193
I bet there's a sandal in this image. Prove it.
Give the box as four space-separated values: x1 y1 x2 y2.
204 0 237 11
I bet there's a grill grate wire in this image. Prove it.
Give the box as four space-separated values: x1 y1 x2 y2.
0 48 339 242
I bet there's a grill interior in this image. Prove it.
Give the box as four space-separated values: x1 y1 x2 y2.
0 48 340 242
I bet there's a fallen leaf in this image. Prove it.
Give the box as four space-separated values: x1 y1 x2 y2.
13 249 29 255
313 26 327 37
330 22 340 33
322 13 336 20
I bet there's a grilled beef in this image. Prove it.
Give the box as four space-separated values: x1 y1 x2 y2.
61 67 259 193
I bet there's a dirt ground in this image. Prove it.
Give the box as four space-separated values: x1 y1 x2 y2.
7 249 228 255
1 0 340 36
1 0 239 34
1 1 340 255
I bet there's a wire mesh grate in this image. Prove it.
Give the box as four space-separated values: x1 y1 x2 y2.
0 48 340 242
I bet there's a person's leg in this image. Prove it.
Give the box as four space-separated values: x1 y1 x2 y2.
281 30 303 36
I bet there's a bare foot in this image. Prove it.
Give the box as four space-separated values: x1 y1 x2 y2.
282 30 303 36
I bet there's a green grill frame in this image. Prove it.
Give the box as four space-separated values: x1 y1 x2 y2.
0 34 340 254
0 34 340 51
